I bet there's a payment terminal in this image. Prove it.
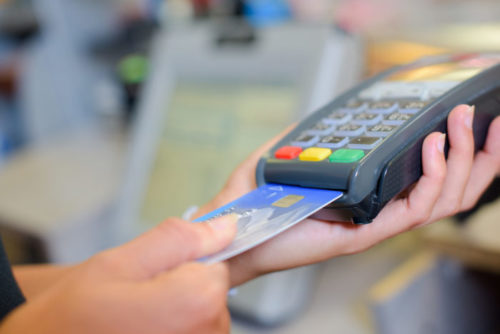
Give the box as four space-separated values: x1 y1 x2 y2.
257 53 500 224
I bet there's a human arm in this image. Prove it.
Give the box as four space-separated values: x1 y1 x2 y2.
12 265 73 300
194 105 500 286
1 215 237 334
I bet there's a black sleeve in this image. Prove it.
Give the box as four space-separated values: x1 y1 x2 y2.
0 237 25 320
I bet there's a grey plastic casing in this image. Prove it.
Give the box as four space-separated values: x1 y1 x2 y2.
256 54 500 224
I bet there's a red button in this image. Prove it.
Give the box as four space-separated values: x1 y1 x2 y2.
275 146 302 159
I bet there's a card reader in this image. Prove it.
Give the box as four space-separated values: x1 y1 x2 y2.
257 53 500 224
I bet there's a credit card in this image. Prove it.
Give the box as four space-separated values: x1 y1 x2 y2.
193 184 343 264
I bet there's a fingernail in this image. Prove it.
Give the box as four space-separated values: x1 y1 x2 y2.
465 105 474 129
437 133 446 153
209 214 239 231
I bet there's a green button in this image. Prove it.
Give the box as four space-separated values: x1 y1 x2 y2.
329 149 365 163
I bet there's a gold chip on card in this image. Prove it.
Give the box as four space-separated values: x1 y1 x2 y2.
272 195 305 208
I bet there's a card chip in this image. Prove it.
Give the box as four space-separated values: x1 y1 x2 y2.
272 195 304 208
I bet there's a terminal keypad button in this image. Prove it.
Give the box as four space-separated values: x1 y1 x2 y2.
368 101 398 114
335 124 365 137
399 101 427 114
291 134 319 147
348 136 381 150
340 100 367 113
383 112 413 125
330 149 365 163
366 124 397 137
352 113 383 126
275 146 303 160
324 111 352 125
317 136 349 149
306 122 336 136
299 147 332 162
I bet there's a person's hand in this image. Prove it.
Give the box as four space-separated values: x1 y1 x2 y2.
1 216 237 334
194 105 500 286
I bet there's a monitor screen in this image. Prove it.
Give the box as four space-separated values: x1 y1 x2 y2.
139 81 298 226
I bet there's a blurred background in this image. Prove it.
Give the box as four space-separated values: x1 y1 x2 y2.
0 0 500 333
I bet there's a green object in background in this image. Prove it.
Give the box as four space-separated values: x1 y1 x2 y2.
118 54 149 84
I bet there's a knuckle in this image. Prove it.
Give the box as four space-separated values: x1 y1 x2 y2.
197 222 218 240
410 208 431 227
91 250 119 271
212 262 230 280
461 202 474 212
446 201 461 216
435 197 462 218
461 198 477 212
83 250 130 279
190 290 222 322
434 166 447 181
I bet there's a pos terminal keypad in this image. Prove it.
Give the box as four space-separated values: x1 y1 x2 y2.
275 87 428 164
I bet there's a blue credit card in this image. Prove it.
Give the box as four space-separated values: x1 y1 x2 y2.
194 184 343 263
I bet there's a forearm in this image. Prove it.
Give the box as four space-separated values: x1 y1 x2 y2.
12 264 73 300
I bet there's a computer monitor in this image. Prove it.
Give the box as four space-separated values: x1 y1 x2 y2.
139 79 298 224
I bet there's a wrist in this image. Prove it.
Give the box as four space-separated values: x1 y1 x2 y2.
13 265 73 300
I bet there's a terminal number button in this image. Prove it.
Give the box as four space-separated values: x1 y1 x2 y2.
383 112 413 125
335 124 365 137
324 111 352 125
306 122 336 136
291 134 319 147
352 113 383 126
368 101 398 114
317 136 349 149
348 136 381 150
399 101 427 113
340 100 367 113
366 124 397 137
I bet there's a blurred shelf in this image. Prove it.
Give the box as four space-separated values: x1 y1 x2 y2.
422 200 500 274
0 125 126 262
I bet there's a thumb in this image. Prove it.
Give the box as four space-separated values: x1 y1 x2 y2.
109 214 238 279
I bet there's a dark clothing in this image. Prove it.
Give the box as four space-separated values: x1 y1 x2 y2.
0 238 25 321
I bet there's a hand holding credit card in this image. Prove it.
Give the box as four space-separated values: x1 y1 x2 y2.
191 103 500 272
194 184 342 264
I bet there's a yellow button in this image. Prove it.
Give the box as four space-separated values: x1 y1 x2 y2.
299 147 332 161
